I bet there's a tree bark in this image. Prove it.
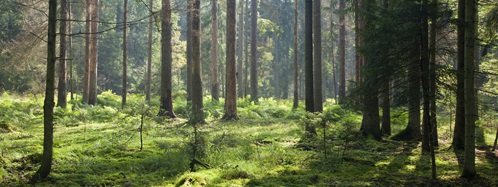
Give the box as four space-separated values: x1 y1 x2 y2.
223 0 239 120
146 0 153 102
305 0 314 112
186 0 193 102
211 0 219 101
430 0 438 147
33 0 56 180
244 0 249 97
191 0 205 123
462 0 477 178
293 0 298 109
338 0 346 104
83 0 91 104
422 0 431 153
88 0 99 105
313 0 323 112
380 0 390 136
57 0 68 108
250 0 258 102
237 0 245 98
453 0 465 150
68 0 73 101
122 0 128 109
158 0 176 118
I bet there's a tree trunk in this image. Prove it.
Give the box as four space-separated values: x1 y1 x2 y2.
83 0 91 104
430 0 438 147
122 0 128 109
305 0 314 112
88 0 99 105
293 0 298 109
158 0 176 118
354 0 360 91
146 0 153 102
33 0 56 180
186 0 193 102
68 0 74 102
191 0 204 123
422 0 431 153
462 0 477 178
250 0 258 102
211 0 219 101
453 0 465 150
223 0 239 120
244 0 249 97
237 0 245 98
313 0 323 112
57 0 68 108
380 0 390 136
338 0 346 104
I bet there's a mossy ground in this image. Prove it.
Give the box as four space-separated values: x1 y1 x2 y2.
1 92 498 186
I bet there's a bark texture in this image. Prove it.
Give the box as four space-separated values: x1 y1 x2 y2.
223 0 239 120
191 0 204 123
313 0 323 112
57 0 68 108
158 0 176 118
305 0 314 112
250 0 258 102
211 0 219 101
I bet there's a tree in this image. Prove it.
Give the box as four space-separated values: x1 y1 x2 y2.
250 0 258 102
223 0 239 120
305 0 314 112
237 0 245 98
158 0 176 118
83 0 91 104
146 0 153 102
381 0 390 136
186 0 193 102
122 0 128 109
453 0 465 150
430 0 438 147
462 0 477 178
68 0 74 102
191 0 204 123
32 0 56 180
211 0 219 101
244 0 249 97
88 0 100 105
293 0 298 109
338 0 346 104
57 0 68 108
313 0 323 112
422 0 431 153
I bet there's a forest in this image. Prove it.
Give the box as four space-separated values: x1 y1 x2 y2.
1 0 498 186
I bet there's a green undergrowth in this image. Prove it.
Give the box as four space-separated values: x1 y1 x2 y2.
1 92 498 186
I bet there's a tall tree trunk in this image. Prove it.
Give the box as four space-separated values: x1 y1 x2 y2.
359 0 381 139
305 0 314 112
191 0 204 123
68 0 74 101
223 0 239 120
211 0 219 101
462 0 477 178
83 0 91 104
453 0 465 150
293 0 298 109
422 0 431 153
237 0 245 98
122 0 128 109
88 0 99 105
58 0 68 108
159 0 176 118
146 0 153 102
250 0 258 102
338 0 346 104
330 0 337 102
33 0 56 180
354 0 360 90
380 0 390 136
186 0 193 102
313 0 323 112
430 0 438 147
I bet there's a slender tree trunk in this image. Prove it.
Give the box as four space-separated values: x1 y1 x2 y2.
146 0 153 102
83 0 91 104
159 0 176 118
191 0 205 123
330 0 337 102
211 0 219 101
237 0 245 98
293 0 298 109
354 0 360 89
313 0 323 112
186 0 193 102
338 0 346 104
305 0 314 112
250 0 258 102
57 0 68 108
88 0 99 105
453 0 465 150
430 0 438 147
122 0 128 109
223 0 239 120
380 0 390 136
244 0 249 97
69 1 73 102
422 0 431 153
462 0 477 178
33 0 56 180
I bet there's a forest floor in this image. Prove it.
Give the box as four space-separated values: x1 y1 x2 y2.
1 92 498 186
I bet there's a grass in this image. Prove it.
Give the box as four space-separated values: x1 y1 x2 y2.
1 92 498 186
